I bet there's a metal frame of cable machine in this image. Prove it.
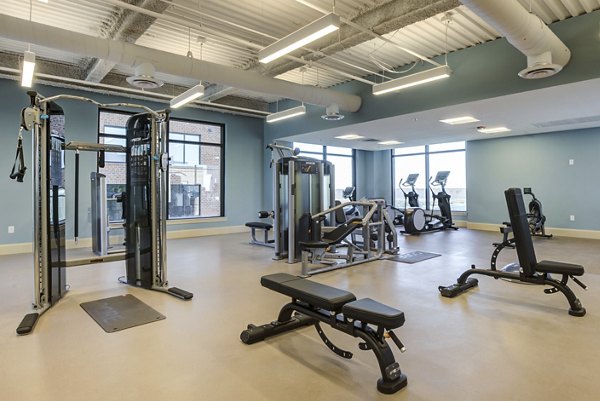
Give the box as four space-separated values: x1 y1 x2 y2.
16 92 192 336
268 144 335 264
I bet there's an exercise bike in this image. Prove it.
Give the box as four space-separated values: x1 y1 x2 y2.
402 171 458 234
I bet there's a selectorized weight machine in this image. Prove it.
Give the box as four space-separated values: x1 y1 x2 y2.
14 92 192 335
266 143 335 263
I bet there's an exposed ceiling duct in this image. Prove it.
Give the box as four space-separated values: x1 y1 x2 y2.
460 0 571 79
0 14 362 112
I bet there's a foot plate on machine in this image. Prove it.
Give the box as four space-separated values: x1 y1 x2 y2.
438 278 478 298
17 313 40 335
167 287 193 300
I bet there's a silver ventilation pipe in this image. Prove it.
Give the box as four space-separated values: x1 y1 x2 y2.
0 14 362 112
460 0 571 79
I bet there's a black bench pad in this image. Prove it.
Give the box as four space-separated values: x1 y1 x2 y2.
343 298 405 329
261 273 356 311
536 260 584 276
246 222 273 230
298 240 331 249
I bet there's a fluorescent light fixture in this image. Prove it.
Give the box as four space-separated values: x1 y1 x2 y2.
335 134 364 140
266 105 306 123
477 126 511 134
372 65 451 95
440 116 480 125
170 84 204 108
378 140 404 145
259 13 340 63
21 51 36 88
38 0 49 3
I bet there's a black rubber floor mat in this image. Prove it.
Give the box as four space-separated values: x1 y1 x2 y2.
387 251 441 264
80 294 165 333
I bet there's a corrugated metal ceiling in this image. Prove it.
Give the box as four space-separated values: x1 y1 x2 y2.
1 0 599 101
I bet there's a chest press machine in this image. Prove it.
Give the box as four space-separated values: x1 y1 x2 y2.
14 92 192 335
241 273 408 394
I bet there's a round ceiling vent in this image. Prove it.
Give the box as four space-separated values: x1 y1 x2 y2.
126 75 164 89
126 62 164 89
518 63 563 79
321 103 345 121
321 112 344 121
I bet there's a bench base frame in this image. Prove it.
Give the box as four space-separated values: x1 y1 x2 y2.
439 266 586 317
241 300 407 394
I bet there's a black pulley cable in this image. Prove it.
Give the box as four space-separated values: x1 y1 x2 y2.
9 127 27 182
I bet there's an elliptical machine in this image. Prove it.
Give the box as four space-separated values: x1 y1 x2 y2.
389 174 420 226
402 171 457 234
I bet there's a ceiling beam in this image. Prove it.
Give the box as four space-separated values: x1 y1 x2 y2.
85 0 170 83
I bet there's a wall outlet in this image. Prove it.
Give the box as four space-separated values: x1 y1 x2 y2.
570 215 575 222
569 159 574 165
7 226 14 234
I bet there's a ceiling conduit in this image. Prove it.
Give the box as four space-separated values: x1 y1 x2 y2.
0 14 362 112
460 0 571 79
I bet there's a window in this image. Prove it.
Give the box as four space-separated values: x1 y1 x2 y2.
392 141 466 212
98 110 129 222
98 110 224 221
293 142 355 200
168 119 224 219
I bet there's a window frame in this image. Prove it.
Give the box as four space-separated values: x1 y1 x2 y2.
293 143 357 190
391 142 466 211
167 116 226 220
98 109 226 221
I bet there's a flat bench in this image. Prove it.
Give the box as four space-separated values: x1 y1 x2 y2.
241 273 407 394
245 221 274 247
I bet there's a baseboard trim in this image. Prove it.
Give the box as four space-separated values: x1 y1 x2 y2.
0 226 249 256
467 222 600 240
166 225 248 239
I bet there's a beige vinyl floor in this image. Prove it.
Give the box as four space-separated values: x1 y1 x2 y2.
0 228 598 401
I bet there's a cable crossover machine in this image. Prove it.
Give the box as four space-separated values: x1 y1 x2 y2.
12 92 192 335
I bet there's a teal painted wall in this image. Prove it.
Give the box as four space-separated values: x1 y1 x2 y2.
0 79 264 245
466 128 600 230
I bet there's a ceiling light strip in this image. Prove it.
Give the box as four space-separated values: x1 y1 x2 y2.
373 65 451 95
170 84 205 108
21 50 36 88
477 126 511 134
440 116 480 125
266 105 307 123
259 13 340 64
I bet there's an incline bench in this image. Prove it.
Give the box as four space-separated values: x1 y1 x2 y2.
241 273 408 394
439 188 587 316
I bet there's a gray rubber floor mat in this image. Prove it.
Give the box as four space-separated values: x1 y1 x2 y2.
80 294 165 333
387 251 441 264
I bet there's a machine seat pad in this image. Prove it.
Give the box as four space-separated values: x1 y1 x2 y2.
245 222 273 230
322 218 363 244
298 240 330 249
536 260 584 276
342 298 405 329
261 273 356 311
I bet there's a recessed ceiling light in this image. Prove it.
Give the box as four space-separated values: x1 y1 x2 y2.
378 140 404 145
440 116 480 125
477 126 511 134
335 134 364 140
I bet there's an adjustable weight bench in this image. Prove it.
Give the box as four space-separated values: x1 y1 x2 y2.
245 221 274 247
439 188 587 316
241 273 408 394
